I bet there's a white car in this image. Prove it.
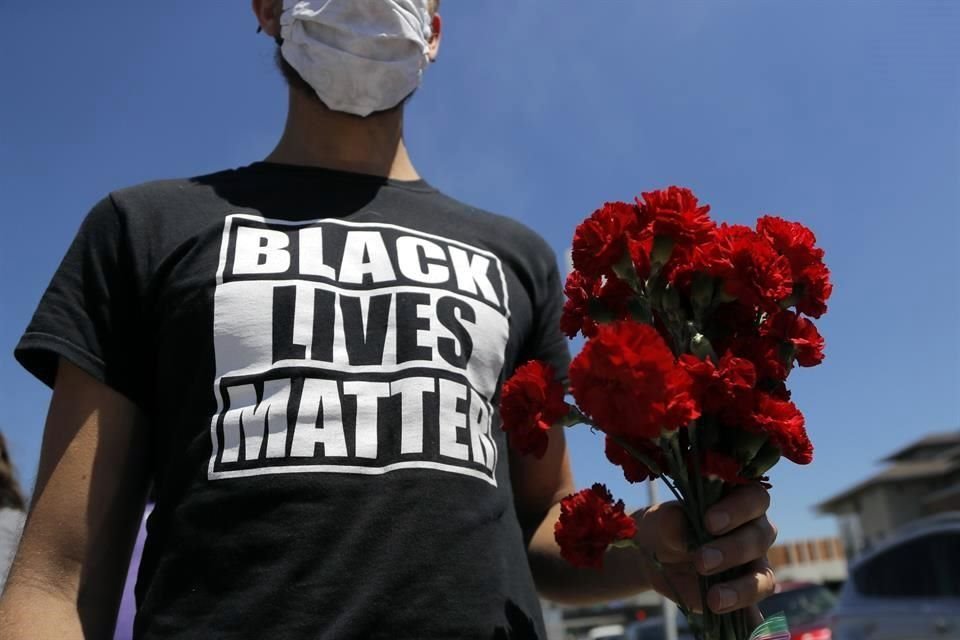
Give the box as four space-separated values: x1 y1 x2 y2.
830 512 960 640
588 623 627 640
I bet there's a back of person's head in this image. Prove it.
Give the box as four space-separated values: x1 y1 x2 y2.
0 432 26 512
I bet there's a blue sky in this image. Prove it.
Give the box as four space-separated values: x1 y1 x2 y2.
1 1 957 542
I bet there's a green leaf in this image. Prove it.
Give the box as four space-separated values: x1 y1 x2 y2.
727 429 769 465
743 441 782 478
628 296 654 325
587 298 619 323
651 235 675 268
691 273 716 319
609 538 638 550
690 333 718 361
661 284 682 313
557 406 586 429
612 253 643 294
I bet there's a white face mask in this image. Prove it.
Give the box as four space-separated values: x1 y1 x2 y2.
279 0 433 117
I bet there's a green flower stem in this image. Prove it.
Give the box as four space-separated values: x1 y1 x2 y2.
644 548 693 620
605 432 664 477
685 427 721 638
663 437 709 543
690 427 749 640
578 418 750 638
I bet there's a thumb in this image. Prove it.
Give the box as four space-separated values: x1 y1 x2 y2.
633 501 694 564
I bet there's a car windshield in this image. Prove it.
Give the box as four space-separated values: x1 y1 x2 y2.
758 586 837 627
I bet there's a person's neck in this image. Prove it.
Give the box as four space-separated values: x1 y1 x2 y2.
265 89 421 181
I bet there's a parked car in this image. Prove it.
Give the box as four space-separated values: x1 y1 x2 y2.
625 615 696 640
625 584 835 640
758 581 836 640
830 511 960 640
587 623 627 640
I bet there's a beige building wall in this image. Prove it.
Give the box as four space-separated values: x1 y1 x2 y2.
855 482 945 550
858 486 894 548
767 536 847 584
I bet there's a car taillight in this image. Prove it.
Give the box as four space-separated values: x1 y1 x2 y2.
794 628 831 640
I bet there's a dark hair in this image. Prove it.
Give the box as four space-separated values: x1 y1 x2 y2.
0 432 26 512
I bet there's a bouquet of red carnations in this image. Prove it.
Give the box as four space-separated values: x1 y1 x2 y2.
500 187 831 640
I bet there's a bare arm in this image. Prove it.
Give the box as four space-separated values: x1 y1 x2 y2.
0 360 151 639
512 424 653 605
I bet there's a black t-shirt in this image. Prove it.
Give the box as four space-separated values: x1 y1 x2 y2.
15 163 571 640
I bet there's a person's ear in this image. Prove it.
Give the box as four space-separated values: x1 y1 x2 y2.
252 0 282 39
427 13 442 63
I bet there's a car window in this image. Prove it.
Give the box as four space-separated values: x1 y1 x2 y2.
634 627 654 640
853 532 960 597
628 618 694 640
758 586 836 627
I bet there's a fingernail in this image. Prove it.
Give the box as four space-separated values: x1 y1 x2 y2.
700 547 723 572
708 510 730 533
667 534 687 553
712 587 738 612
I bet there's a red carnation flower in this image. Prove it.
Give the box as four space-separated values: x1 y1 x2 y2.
706 224 794 311
560 271 597 339
571 201 641 277
680 352 757 416
627 233 654 281
700 451 749 485
555 484 637 569
756 216 832 318
605 436 666 483
560 271 635 339
569 322 699 439
730 335 789 382
636 186 715 251
747 393 813 465
500 361 569 458
756 216 823 271
663 367 701 430
761 310 825 367
795 262 833 319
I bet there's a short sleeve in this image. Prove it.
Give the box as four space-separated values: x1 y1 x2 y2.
518 257 572 388
14 196 151 408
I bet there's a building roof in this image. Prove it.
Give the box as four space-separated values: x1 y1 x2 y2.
881 430 960 462
815 457 960 513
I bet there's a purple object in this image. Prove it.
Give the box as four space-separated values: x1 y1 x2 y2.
114 504 151 640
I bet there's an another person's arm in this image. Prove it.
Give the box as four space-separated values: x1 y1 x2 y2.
0 360 151 640
513 422 777 613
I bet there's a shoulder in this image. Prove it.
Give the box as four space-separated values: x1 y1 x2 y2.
75 169 254 253
426 190 560 276
106 169 243 219
61 170 247 282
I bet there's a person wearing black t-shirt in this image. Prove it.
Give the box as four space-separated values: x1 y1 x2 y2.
0 2 778 638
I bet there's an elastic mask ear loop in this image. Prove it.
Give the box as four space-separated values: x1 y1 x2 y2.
256 25 283 45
